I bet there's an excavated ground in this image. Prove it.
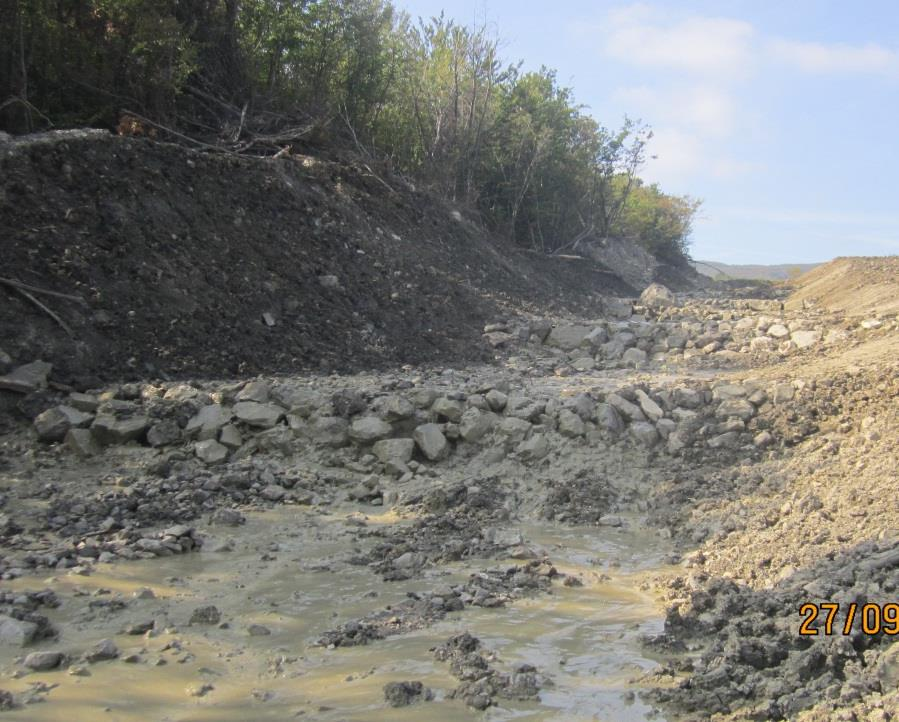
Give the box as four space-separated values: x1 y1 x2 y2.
2 133 899 721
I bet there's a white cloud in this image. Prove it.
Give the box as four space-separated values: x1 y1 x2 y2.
604 5 754 77
768 39 899 75
614 84 737 137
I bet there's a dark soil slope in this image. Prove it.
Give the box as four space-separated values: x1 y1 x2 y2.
0 130 634 383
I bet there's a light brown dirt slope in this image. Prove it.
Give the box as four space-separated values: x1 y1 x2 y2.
786 256 899 316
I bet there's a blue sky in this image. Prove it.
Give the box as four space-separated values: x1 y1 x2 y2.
394 0 899 263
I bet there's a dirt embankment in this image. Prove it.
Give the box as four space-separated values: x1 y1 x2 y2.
0 130 637 385
786 256 899 316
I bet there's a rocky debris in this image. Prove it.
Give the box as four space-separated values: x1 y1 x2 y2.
189 605 222 625
433 632 543 710
320 560 558 647
23 651 63 671
383 680 433 707
0 361 52 394
85 639 118 663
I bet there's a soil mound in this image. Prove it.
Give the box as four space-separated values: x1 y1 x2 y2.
0 131 634 384
786 255 899 316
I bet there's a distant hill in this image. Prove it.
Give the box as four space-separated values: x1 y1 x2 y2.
692 260 821 281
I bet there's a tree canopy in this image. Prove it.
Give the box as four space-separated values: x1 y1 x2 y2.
1 0 699 264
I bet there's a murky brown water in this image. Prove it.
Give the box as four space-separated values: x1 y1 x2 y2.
0 508 673 721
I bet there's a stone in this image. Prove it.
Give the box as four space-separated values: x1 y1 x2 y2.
431 397 464 423
218 424 243 449
189 606 221 625
708 431 740 449
377 395 415 422
595 403 624 434
91 414 150 445
791 330 821 349
622 347 647 366
629 422 659 448
248 624 271 636
236 381 271 403
34 405 92 442
750 336 774 351
318 274 341 289
331 389 367 417
667 431 689 454
716 399 756 421
584 326 608 347
877 641 899 689
254 426 294 454
260 485 287 502
754 431 775 448
195 439 229 465
262 312 276 327
557 409 586 437
674 387 704 409
505 396 544 421
310 416 349 447
459 408 495 442
147 420 181 447
634 390 664 422
85 639 119 662
517 434 549 461
373 438 415 465
601 297 633 319
0 360 52 394
640 283 674 307
712 384 746 400
348 417 393 443
772 383 794 403
65 428 101 457
545 325 592 351
23 651 63 671
496 417 532 444
665 332 688 350
606 393 645 422
767 323 790 339
384 681 433 707
0 615 38 647
571 357 596 371
413 423 449 461
861 318 883 330
68 392 100 412
484 331 515 348
233 401 283 428
485 390 508 412
185 404 232 438
566 394 596 421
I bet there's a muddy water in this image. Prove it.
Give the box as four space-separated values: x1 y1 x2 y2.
1 509 673 721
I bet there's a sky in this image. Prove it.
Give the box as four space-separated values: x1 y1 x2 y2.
393 0 899 264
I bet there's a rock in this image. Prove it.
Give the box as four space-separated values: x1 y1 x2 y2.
557 409 586 438
566 394 596 421
376 395 415 422
750 336 774 351
373 438 415 465
23 651 63 671
496 417 532 445
571 357 596 371
595 403 624 434
147 420 181 447
485 390 508 412
656 418 676 438
877 641 899 689
348 417 393 443
767 323 790 339
601 297 633 319
622 347 647 366
607 393 645 422
68 392 100 412
185 404 232 439
674 387 704 409
640 283 674 307
210 508 245 526
634 390 663 422
528 318 553 342
772 383 794 403
0 615 38 647
233 401 284 428
629 422 659 448
0 360 52 394
384 681 433 707
65 428 101 457
517 434 549 461
33 405 92 442
754 431 775 448
260 485 287 502
248 624 271 636
91 414 150 445
218 424 243 449
708 431 740 449
189 606 221 625
484 331 515 348
310 416 349 447
318 274 341 289
545 325 592 351
861 318 883 330
413 424 449 461
459 408 495 442
584 326 608 347
331 389 367 417
195 439 229 465
505 396 544 421
85 639 118 662
716 399 756 421
791 330 821 349
432 397 464 423
712 384 746 400
236 380 271 403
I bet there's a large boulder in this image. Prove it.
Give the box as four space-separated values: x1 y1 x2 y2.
233 401 284 428
459 408 495 442
639 283 674 308
310 416 349 447
545 325 592 351
413 423 449 461
34 405 93 442
348 417 393 443
91 413 150 445
0 615 38 647
0 360 52 394
185 404 232 439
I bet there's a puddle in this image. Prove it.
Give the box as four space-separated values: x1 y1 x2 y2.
0 509 673 721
